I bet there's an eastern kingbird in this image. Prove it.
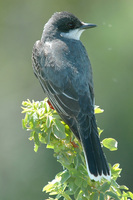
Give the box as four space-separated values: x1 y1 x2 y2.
32 11 111 181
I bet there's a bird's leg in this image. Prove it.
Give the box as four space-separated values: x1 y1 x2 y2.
47 99 78 148
47 99 55 110
70 137 78 148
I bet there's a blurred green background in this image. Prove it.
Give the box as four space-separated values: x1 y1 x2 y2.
0 0 133 199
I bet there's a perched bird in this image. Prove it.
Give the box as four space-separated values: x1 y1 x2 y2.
32 11 111 181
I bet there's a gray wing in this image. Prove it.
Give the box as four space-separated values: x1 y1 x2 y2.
32 40 81 139
32 40 95 140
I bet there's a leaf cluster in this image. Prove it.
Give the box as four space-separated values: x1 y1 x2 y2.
22 99 133 200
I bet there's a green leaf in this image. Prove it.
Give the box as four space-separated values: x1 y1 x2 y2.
74 187 80 199
34 143 39 152
62 192 72 200
111 186 122 196
54 119 65 133
60 170 70 184
111 163 122 180
111 163 121 174
113 163 120 169
106 191 120 200
43 176 61 193
76 190 84 200
102 138 118 151
22 119 27 130
55 194 62 199
95 105 104 114
122 191 133 198
53 125 66 139
120 185 129 190
32 112 39 122
111 179 120 188
44 100 50 113
90 192 99 200
46 144 54 149
34 132 40 146
45 128 52 144
46 115 53 128
43 182 54 193
68 178 78 192
49 191 58 195
100 182 111 192
100 193 105 200
97 127 103 137
33 132 40 152
74 177 83 187
127 191 133 198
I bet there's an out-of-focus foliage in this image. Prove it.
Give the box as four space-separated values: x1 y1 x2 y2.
22 99 133 200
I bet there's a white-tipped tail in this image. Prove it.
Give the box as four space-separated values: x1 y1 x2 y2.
79 115 111 182
85 155 111 182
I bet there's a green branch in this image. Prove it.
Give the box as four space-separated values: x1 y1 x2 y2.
21 98 133 200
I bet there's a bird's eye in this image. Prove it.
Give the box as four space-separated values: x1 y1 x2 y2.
67 22 75 29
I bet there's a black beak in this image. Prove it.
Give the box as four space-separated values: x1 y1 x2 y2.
80 22 97 29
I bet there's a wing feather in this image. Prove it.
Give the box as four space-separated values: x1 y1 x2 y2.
32 39 94 140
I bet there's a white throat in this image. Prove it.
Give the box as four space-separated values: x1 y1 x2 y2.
60 28 84 40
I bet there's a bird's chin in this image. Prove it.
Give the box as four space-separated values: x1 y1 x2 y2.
60 29 84 41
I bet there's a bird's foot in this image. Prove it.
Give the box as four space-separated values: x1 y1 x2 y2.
70 139 78 148
47 100 55 110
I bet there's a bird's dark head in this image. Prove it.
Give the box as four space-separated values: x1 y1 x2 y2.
41 11 96 41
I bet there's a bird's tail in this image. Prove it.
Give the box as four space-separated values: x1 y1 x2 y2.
79 115 111 182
